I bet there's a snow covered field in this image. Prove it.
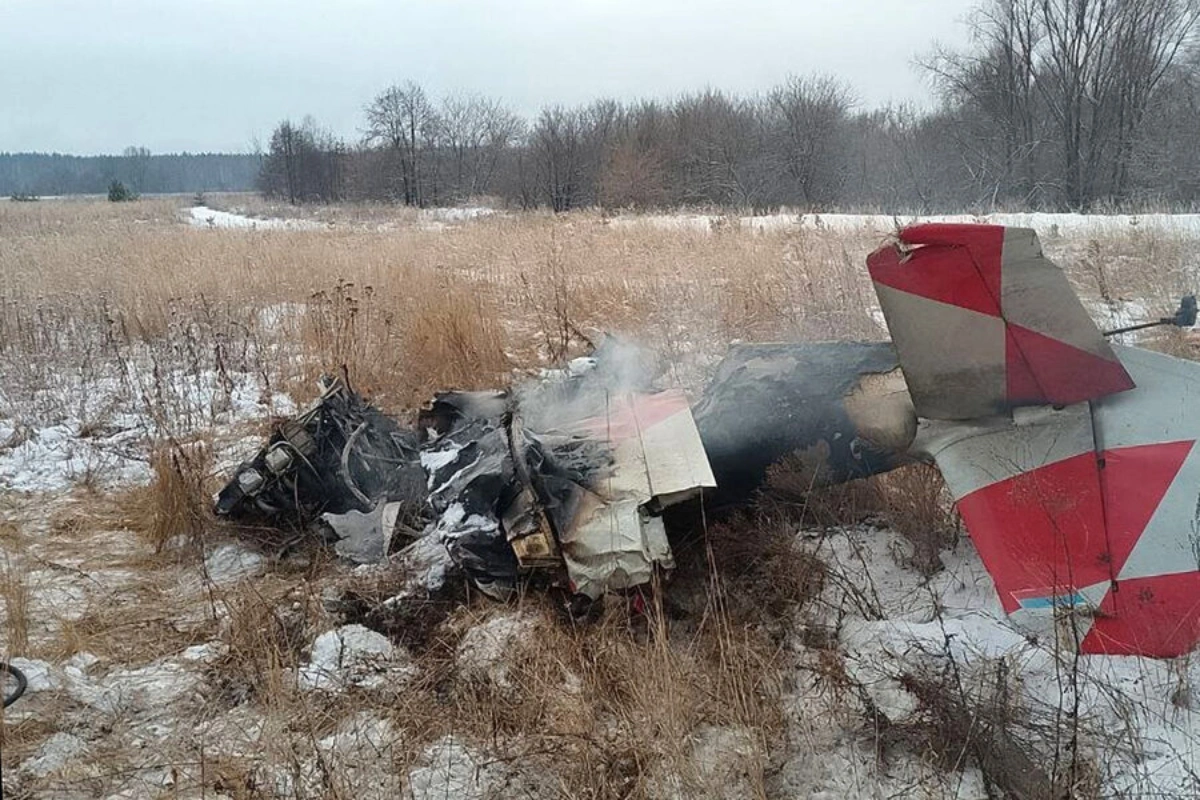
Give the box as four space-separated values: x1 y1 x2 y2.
2 199 1199 798
0 366 295 493
188 201 1200 241
610 209 1200 241
186 203 497 231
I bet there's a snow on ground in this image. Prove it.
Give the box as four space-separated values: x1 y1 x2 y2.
1087 298 1157 341
202 543 267 587
2 506 1196 795
6 204 1200 795
407 735 503 800
185 204 498 232
455 612 537 691
0 365 295 492
183 202 1200 243
187 205 324 230
803 525 1200 797
610 210 1200 240
423 205 496 223
297 624 417 692
0 417 150 492
414 205 499 231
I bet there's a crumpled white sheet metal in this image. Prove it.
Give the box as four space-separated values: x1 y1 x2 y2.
557 390 715 598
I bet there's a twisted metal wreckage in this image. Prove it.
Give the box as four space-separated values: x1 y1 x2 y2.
217 223 1200 658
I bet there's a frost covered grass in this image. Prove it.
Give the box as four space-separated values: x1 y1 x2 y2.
2 198 1200 797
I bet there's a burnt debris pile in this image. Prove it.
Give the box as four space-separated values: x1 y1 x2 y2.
214 337 749 603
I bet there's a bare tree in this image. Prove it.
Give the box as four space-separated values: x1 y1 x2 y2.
670 90 775 208
925 0 1200 208
598 101 670 208
440 94 523 200
1035 0 1200 206
258 117 346 203
121 146 152 194
1105 0 1200 199
923 0 1044 206
531 105 588 211
1134 50 1200 202
364 81 440 206
768 75 856 207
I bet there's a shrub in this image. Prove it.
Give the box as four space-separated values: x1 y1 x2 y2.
107 180 137 202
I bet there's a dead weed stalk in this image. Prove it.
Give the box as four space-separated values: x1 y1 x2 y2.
1 559 30 656
126 439 214 553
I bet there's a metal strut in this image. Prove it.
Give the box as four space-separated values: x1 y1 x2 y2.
1103 295 1196 337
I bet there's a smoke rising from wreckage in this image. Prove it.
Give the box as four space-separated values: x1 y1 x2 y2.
216 224 1200 658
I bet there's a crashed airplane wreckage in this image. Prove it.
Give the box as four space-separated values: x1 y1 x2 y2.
216 340 716 602
217 223 1200 658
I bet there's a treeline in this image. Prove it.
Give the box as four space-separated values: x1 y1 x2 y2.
261 0 1200 213
0 150 260 197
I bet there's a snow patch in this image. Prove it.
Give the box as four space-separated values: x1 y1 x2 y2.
316 712 404 796
803 525 1200 798
202 543 266 587
197 706 268 760
9 658 61 692
407 735 499 800
187 205 323 231
62 651 101 674
424 206 497 223
0 420 149 492
180 641 229 664
318 711 397 756
64 660 201 716
0 365 295 492
456 613 537 691
611 210 1200 239
19 732 88 778
298 624 415 691
653 724 763 800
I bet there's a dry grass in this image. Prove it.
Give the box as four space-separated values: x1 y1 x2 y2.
203 191 429 227
7 199 1187 420
142 494 811 800
0 198 885 418
896 672 1102 800
166 580 789 798
0 559 30 656
763 459 959 577
1060 226 1196 307
209 580 323 707
2 200 1197 797
119 440 215 552
870 465 960 575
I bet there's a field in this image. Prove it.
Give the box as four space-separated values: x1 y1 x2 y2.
2 196 1199 799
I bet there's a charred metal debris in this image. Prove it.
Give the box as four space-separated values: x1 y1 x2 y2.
216 336 913 603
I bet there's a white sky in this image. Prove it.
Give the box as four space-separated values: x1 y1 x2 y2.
2 0 973 154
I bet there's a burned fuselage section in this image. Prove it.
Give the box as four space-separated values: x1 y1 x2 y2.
215 345 715 602
694 341 915 504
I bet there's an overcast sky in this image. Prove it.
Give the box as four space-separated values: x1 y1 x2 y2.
2 0 973 155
